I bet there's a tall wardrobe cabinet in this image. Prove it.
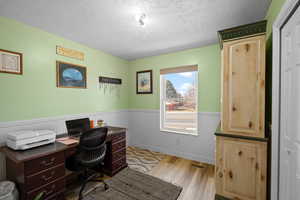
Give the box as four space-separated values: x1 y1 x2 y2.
215 21 269 200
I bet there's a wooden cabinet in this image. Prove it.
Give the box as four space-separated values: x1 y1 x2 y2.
4 143 66 200
215 136 267 200
216 20 268 200
221 35 266 138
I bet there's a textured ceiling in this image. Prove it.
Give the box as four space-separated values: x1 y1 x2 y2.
0 0 271 60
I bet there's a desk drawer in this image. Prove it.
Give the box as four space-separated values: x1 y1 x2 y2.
112 156 126 172
44 191 64 200
112 140 126 152
112 148 126 162
26 178 65 200
24 152 65 175
111 132 126 144
26 164 65 191
65 146 77 157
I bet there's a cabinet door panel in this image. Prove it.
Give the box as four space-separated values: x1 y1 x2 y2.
221 36 265 138
216 136 267 200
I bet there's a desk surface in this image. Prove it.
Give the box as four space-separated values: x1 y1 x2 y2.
1 126 126 163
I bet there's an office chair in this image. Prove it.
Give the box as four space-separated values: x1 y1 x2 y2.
66 127 109 200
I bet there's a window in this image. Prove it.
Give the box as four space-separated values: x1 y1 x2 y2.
160 65 198 135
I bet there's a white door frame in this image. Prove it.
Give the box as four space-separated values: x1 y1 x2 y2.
272 0 300 199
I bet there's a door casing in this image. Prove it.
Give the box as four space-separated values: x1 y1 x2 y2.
272 0 300 200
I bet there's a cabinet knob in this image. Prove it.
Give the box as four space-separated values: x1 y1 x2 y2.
245 44 250 52
232 106 237 111
248 121 253 128
218 172 223 178
228 171 233 179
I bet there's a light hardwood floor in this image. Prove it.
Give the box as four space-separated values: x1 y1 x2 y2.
149 155 215 200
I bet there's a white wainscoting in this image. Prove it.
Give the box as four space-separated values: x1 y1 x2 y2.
128 109 220 164
0 109 220 181
0 110 129 180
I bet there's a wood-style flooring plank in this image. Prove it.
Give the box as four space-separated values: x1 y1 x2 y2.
149 155 215 200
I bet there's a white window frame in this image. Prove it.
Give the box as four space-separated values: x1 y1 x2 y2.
160 70 198 136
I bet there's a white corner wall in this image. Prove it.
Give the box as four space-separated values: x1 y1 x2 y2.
128 110 220 164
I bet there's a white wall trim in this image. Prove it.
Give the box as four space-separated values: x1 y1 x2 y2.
128 109 220 116
128 109 159 113
272 1 300 199
0 110 129 129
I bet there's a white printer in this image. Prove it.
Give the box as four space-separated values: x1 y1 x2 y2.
6 130 56 150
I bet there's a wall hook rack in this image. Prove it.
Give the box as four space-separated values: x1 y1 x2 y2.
99 76 122 84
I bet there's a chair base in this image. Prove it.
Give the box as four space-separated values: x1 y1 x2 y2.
78 172 109 200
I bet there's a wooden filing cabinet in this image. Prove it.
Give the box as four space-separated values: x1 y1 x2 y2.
2 126 127 200
216 20 268 200
5 146 66 200
104 131 127 176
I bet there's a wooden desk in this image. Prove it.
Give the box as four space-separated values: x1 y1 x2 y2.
1 126 127 200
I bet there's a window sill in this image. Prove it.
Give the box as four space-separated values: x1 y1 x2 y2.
160 129 198 136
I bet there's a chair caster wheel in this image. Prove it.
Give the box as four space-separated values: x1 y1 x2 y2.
104 183 109 190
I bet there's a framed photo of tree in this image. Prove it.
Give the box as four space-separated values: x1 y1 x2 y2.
136 70 153 94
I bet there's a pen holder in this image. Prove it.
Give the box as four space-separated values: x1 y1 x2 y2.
90 120 94 128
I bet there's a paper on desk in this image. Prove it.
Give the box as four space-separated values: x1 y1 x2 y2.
56 137 79 145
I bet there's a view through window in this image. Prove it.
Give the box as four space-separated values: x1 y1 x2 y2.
160 66 198 135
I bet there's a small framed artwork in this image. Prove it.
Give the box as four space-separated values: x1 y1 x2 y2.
56 61 87 89
136 70 153 94
0 49 23 75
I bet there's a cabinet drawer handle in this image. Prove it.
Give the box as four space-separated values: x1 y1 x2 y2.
42 184 56 196
42 171 55 181
41 158 56 166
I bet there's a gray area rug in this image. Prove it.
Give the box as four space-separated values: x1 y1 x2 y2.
84 168 182 200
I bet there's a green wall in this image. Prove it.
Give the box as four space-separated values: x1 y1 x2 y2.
266 0 287 39
129 45 221 112
0 0 288 121
0 17 129 122
127 0 288 112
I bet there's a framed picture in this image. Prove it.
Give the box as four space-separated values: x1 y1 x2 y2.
56 61 87 89
136 70 153 94
0 49 23 75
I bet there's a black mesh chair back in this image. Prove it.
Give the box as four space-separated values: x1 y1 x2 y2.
66 127 109 199
77 127 108 167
